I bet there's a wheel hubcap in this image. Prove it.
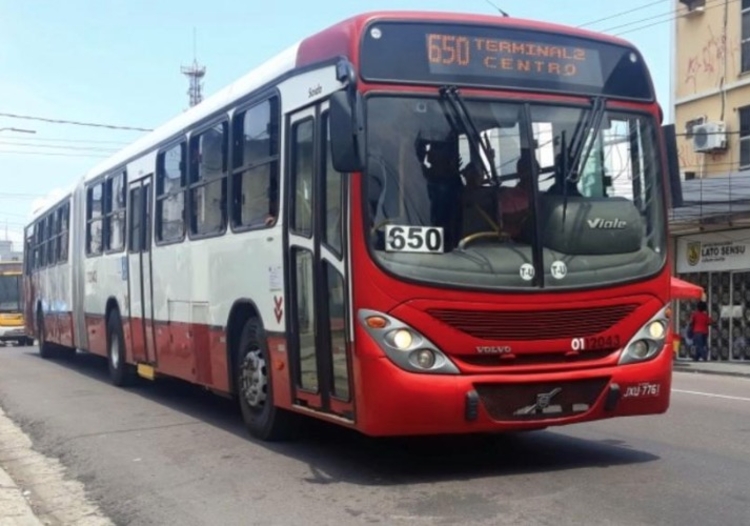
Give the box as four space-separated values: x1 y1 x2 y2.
110 336 120 369
240 347 267 410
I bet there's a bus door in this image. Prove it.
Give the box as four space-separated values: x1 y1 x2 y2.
127 176 156 365
285 103 354 420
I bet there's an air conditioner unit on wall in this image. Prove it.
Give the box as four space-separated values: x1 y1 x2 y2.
692 122 727 153
680 0 706 15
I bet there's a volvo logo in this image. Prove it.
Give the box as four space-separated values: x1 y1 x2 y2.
476 345 512 355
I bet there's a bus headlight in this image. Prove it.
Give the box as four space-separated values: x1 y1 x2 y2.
619 305 670 365
630 340 650 359
359 309 459 374
647 321 666 340
388 329 415 349
412 349 436 369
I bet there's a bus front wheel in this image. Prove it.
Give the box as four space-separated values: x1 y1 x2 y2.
236 317 299 441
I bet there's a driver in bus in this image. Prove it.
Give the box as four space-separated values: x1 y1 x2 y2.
499 151 535 238
460 160 498 238
417 139 463 248
462 151 536 241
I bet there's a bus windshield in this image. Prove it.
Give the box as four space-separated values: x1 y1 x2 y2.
0 274 22 313
365 95 666 290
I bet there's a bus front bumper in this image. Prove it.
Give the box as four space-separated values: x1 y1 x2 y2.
356 346 672 437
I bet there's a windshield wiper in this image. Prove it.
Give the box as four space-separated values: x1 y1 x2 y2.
561 97 607 223
564 97 606 184
438 86 499 186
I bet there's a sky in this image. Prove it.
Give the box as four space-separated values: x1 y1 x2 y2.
0 0 674 248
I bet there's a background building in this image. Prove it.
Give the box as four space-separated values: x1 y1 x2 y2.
672 0 750 361
0 240 22 261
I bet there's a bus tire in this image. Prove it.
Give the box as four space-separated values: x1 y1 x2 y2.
106 310 136 387
37 311 57 359
58 347 77 359
236 317 298 441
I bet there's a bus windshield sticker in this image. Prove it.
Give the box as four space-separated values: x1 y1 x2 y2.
550 261 567 280
384 225 444 253
519 263 534 281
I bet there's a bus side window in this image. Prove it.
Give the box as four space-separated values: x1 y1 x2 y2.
86 182 104 255
60 203 70 263
156 142 187 243
189 123 228 237
321 112 343 255
231 97 280 230
104 172 127 251
291 119 314 236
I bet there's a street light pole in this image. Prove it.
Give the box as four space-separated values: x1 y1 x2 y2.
0 127 36 134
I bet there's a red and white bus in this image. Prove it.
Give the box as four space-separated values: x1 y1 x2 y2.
24 11 699 441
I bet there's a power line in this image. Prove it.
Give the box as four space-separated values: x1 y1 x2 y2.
4 136 130 145
0 149 109 158
578 0 669 28
0 112 152 132
0 211 30 219
0 141 119 153
481 0 510 17
0 221 28 229
601 0 722 33
613 0 737 36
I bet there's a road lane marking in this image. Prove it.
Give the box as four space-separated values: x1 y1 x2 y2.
672 389 750 402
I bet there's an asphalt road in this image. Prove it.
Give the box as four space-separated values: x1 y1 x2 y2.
1 346 749 526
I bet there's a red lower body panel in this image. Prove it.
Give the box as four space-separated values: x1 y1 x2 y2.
76 314 231 394
84 314 107 356
352 337 672 437
43 311 75 349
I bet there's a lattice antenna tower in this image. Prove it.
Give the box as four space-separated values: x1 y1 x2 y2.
181 28 206 107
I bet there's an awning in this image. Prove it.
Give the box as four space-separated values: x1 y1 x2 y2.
670 276 704 300
670 172 750 225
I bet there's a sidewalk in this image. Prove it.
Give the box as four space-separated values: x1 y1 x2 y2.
0 404 111 526
674 358 750 378
0 466 43 526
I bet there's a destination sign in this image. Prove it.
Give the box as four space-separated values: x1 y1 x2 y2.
425 33 603 87
360 22 653 101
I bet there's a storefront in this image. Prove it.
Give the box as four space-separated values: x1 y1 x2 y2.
674 228 750 361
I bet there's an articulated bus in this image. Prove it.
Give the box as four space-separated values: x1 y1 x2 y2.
0 261 32 346
25 11 701 440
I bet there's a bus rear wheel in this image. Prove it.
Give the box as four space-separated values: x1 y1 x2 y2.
236 318 298 441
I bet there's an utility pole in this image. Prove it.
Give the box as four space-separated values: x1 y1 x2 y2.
181 28 206 108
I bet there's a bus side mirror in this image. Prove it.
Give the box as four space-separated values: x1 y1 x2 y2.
330 90 365 173
662 124 683 208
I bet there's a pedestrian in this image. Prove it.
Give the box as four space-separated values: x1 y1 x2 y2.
688 301 712 361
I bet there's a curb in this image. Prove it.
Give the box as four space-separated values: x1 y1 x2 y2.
673 363 750 379
0 405 113 526
0 465 44 526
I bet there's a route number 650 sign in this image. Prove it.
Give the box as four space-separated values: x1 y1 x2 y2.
385 225 444 253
